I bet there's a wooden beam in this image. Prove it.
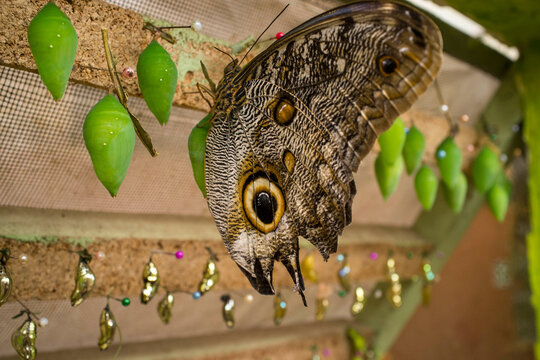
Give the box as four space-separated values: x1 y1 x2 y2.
0 206 431 300
356 69 522 356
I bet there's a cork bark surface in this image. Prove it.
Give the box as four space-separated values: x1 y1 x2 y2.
0 234 431 300
0 0 256 112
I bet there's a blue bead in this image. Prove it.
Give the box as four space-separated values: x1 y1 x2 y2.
337 254 345 262
280 301 287 309
192 291 201 299
437 149 446 159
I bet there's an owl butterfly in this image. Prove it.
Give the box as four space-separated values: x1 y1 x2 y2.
200 1 442 304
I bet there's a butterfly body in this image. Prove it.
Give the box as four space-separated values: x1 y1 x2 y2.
203 1 442 300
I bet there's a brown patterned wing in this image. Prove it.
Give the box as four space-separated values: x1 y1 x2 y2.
204 1 442 297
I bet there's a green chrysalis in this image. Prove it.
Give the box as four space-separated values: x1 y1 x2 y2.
436 137 463 187
414 165 438 210
442 172 467 213
403 125 426 175
137 40 178 125
83 95 135 197
374 153 404 199
188 113 213 197
378 117 406 165
27 2 78 101
472 146 500 193
487 183 510 222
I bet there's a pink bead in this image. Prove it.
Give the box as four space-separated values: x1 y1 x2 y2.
275 32 284 40
322 349 331 357
369 252 378 260
175 250 184 259
122 67 135 79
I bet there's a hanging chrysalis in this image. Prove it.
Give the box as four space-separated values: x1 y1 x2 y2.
386 254 402 308
300 253 318 284
351 286 366 316
421 256 435 306
157 292 174 324
11 314 37 360
83 94 136 197
414 165 439 210
70 249 96 307
197 248 219 296
137 40 178 125
27 2 78 100
188 113 213 197
98 304 116 351
315 283 330 321
141 258 160 304
0 248 13 306
220 294 235 329
315 297 329 321
337 254 351 293
347 328 369 360
403 125 426 175
472 146 500 193
273 293 287 326
436 137 463 187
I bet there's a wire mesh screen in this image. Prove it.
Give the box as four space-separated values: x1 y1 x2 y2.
0 66 211 215
0 0 340 216
0 0 499 220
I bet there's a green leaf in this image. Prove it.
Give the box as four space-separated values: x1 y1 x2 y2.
83 95 135 197
27 2 78 101
188 113 213 197
375 153 403 200
436 137 463 187
137 40 178 125
472 146 500 193
378 117 406 165
403 125 426 174
414 165 438 210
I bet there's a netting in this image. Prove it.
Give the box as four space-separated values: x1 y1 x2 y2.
0 0 499 221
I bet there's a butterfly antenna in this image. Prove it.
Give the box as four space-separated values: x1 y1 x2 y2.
213 46 235 63
239 4 289 66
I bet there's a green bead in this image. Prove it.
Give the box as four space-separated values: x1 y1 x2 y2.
374 153 403 199
472 146 500 193
338 290 346 298
83 95 135 197
414 165 438 210
436 137 463 187
188 113 213 197
137 40 178 125
28 2 78 100
378 117 406 165
121 297 131 306
403 125 426 174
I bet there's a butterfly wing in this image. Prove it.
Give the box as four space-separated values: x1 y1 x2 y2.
205 1 442 297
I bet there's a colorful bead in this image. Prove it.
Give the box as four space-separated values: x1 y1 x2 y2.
121 297 131 306
322 349 331 357
122 67 134 79
175 250 184 259
275 32 284 40
191 21 202 31
192 291 201 299
369 252 378 260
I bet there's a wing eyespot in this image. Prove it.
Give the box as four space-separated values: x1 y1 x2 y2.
267 92 296 126
378 56 399 76
242 174 285 234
